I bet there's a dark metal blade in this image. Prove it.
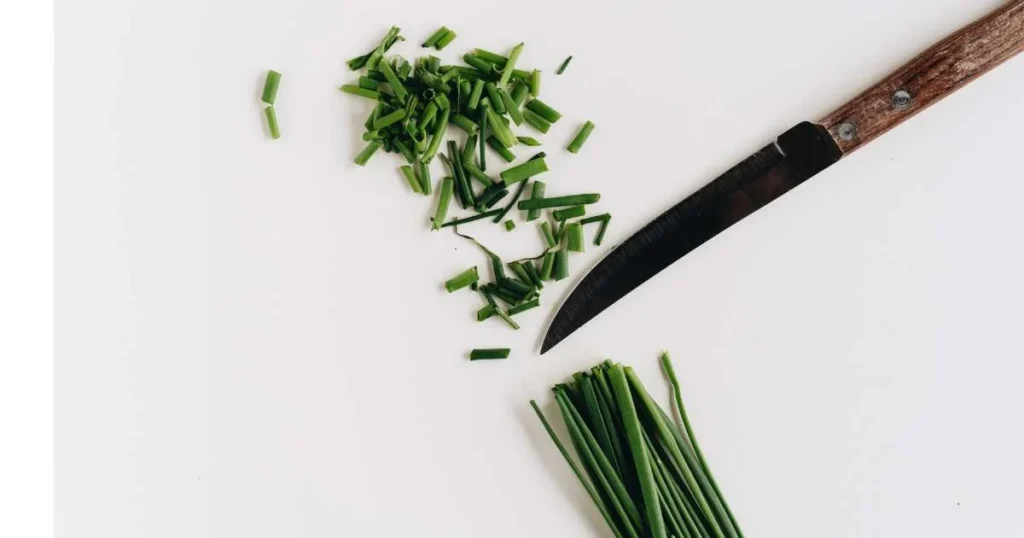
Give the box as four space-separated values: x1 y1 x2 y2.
541 122 843 354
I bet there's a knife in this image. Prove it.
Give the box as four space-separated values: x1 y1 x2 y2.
542 0 1024 354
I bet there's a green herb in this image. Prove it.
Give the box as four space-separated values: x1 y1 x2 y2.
263 106 280 139
499 42 525 87
444 266 479 292
504 220 516 231
347 26 403 71
517 136 542 147
469 348 510 360
556 56 573 74
435 30 458 50
399 165 423 194
486 137 516 163
354 140 381 166
540 221 557 248
261 70 282 105
518 193 600 210
595 216 611 245
526 181 546 221
468 79 485 110
484 104 517 148
431 177 455 229
553 205 586 221
415 160 432 195
539 251 556 281
529 69 541 97
492 179 530 223
525 99 562 123
422 26 449 48
417 102 439 131
484 82 506 114
450 113 478 135
511 82 530 107
422 106 450 162
568 121 596 153
477 304 496 321
522 109 552 133
340 84 379 99
508 298 540 316
372 108 406 130
498 87 524 125
500 158 548 185
473 49 508 66
377 60 408 102
554 248 569 280
567 222 585 252
439 209 503 228
434 92 451 110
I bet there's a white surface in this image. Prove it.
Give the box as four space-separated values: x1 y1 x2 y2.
55 0 1024 536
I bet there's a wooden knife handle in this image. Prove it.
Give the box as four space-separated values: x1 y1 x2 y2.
820 0 1024 154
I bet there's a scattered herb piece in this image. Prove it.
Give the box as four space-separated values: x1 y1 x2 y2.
568 121 596 154
445 266 479 292
556 56 573 74
262 70 282 105
469 348 510 360
263 106 280 139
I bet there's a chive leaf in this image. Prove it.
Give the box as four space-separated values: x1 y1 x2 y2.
261 70 282 105
444 266 479 293
568 121 596 154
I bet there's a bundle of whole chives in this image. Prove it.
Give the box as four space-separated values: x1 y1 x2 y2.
531 354 743 538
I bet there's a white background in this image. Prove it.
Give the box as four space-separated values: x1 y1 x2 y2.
55 0 1024 536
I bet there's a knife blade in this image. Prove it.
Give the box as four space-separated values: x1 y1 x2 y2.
542 0 1024 353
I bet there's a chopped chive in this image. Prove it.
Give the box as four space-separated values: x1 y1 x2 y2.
484 82 506 114
478 184 508 208
594 217 611 246
463 54 498 77
447 141 476 207
523 261 544 289
372 108 406 130
392 138 415 163
517 136 542 147
422 26 449 48
540 221 557 248
494 308 520 330
504 220 516 231
432 177 455 229
434 93 451 110
500 158 548 185
362 130 385 141
459 79 472 110
422 106 450 162
568 121 596 154
568 222 585 252
261 70 282 105
557 56 573 75
468 79 485 110
498 88 524 125
418 70 452 93
377 60 408 102
424 55 442 73
477 105 489 173
439 67 460 84
397 61 413 80
523 109 552 133
492 178 530 224
553 205 586 221
508 298 540 316
417 102 439 131
518 193 600 210
486 137 516 163
340 84 380 99
440 209 503 228
554 248 569 280
579 213 611 225
399 165 423 194
354 140 381 166
509 261 532 284
416 160 432 195
489 255 506 282
477 304 496 321
525 99 562 123
510 82 530 107
485 105 517 148
469 348 510 360
358 76 379 90
499 43 525 87
463 163 494 186
451 114 478 135
540 251 556 281
263 106 280 140
348 26 403 71
463 133 479 166
445 266 479 292
473 49 508 66
529 69 541 97
435 29 457 50
499 278 533 299
525 181 546 221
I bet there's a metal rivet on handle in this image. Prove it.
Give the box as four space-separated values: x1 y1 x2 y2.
838 122 857 141
892 89 912 109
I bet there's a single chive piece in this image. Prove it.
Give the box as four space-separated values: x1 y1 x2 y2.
529 69 541 97
509 261 533 284
354 140 381 166
494 308 520 330
517 136 542 147
431 177 455 229
553 205 586 221
447 141 475 208
444 266 479 293
500 158 548 185
504 220 516 231
554 249 569 280
463 133 479 166
557 56 573 74
568 222 585 252
417 102 439 131
477 304 496 322
518 193 600 210
477 184 508 208
498 88 524 125
499 42 525 87
523 182 545 223
540 221 557 248
468 79 485 110
458 79 472 110
463 163 494 186
440 209 503 228
493 178 530 223
579 213 611 225
377 60 408 102
434 92 451 110
525 99 562 123
486 137 516 163
523 260 544 289
522 109 552 133
510 81 530 107
508 298 540 316
372 108 406 130
418 70 452 93
340 84 380 99
499 277 533 300
473 48 508 66
484 82 506 114
462 54 498 78
485 105 518 148
361 130 385 141
348 26 403 71
425 55 442 73
422 106 450 163
568 121 596 154
416 160 432 195
434 29 457 50
393 139 415 164
397 61 413 79
595 216 611 245
261 70 282 105
451 114 479 135
422 26 449 48
358 76 379 90
489 255 506 282
399 165 423 194
263 106 280 139
469 348 510 360
540 251 556 280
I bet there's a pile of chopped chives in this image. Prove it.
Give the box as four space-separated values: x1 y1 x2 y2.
342 26 605 360
531 353 743 538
